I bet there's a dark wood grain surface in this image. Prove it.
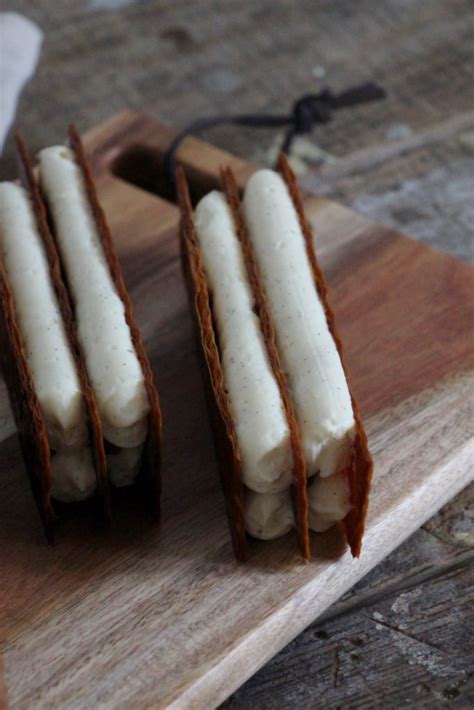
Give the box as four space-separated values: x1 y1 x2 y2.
1 1 473 707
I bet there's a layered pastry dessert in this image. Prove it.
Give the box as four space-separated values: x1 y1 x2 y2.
178 155 372 560
0 180 99 504
38 143 150 487
0 130 161 537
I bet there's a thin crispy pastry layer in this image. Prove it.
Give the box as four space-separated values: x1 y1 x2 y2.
277 153 373 557
68 125 162 513
176 166 247 561
0 255 55 538
15 134 111 521
220 167 310 560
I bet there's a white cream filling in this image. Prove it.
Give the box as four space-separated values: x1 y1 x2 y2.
51 448 97 502
244 470 350 539
39 146 149 485
102 412 148 449
307 470 352 532
0 182 96 501
243 169 356 478
194 191 293 494
244 488 294 540
107 444 144 487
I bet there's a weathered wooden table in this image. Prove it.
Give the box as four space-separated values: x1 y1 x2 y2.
2 1 473 706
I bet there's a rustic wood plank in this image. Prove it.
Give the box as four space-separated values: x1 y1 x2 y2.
302 112 474 263
0 112 473 708
223 538 474 709
2 0 473 179
223 485 474 708
224 486 474 707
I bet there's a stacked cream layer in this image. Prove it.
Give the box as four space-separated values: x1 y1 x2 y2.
0 182 96 501
39 147 149 486
194 170 355 540
195 192 293 539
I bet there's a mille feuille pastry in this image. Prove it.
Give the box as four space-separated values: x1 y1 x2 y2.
0 137 107 536
38 128 161 492
177 155 372 560
0 129 161 536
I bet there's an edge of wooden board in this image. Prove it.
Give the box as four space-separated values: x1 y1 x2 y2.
168 446 473 708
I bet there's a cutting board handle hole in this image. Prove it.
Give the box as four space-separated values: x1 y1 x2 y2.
112 144 176 203
111 144 221 206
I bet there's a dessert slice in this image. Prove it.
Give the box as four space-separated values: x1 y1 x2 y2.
0 137 108 536
194 190 293 497
242 166 356 536
38 127 162 506
192 183 308 557
178 155 372 559
275 154 373 556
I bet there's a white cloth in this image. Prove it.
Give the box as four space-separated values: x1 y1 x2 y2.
0 13 43 153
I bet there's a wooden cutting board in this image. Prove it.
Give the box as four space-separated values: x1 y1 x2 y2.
1 111 473 709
